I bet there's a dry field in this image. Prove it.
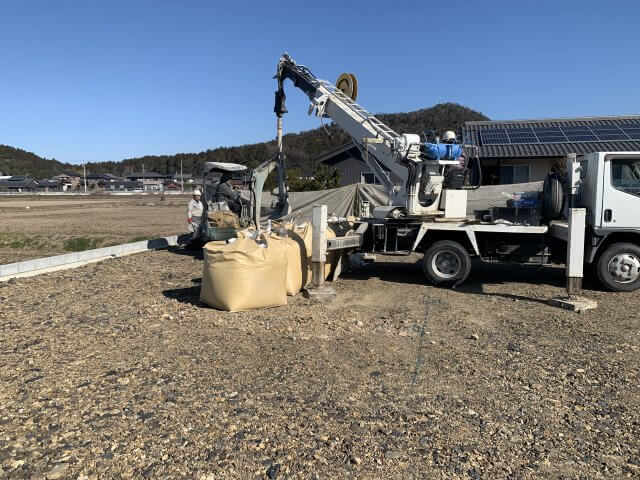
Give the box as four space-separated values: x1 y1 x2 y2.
0 244 639 479
0 195 191 265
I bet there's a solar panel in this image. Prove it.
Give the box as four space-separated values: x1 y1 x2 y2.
591 124 627 141
532 126 568 143
562 125 598 142
480 129 510 145
506 127 538 144
619 125 640 140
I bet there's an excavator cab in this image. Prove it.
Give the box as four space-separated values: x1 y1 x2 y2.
200 162 250 241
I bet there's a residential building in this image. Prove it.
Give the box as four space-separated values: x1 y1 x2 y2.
464 116 640 184
36 179 61 192
104 180 144 192
316 115 640 185
0 175 38 192
53 171 82 190
171 173 194 184
125 172 167 191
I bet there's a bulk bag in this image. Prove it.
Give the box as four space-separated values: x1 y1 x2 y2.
200 234 287 311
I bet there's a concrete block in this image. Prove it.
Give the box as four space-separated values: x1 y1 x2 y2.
111 244 126 255
130 241 147 252
49 254 69 267
34 258 52 270
0 263 20 277
92 247 114 259
77 250 95 261
303 285 336 303
547 296 597 314
18 260 37 273
61 253 80 265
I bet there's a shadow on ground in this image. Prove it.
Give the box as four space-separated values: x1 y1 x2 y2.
166 244 204 260
341 256 606 301
162 284 203 307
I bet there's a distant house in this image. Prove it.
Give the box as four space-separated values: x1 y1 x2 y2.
81 173 123 190
104 180 143 192
84 173 122 182
125 172 167 192
0 175 39 192
36 179 61 192
171 173 194 184
53 171 82 190
314 143 402 187
316 114 640 186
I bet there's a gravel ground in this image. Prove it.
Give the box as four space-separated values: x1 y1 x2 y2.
1 248 639 479
0 196 190 264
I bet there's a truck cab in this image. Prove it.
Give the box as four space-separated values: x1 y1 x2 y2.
577 152 640 290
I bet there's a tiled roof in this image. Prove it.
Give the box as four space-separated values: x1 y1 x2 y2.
463 115 640 158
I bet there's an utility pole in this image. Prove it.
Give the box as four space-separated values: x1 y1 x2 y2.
180 159 184 193
83 163 87 195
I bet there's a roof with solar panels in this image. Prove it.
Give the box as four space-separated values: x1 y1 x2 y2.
463 115 640 158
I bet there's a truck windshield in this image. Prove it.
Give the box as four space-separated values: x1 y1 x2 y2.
611 158 640 197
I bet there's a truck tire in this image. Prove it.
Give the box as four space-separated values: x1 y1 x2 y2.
542 174 563 221
423 240 471 287
596 243 640 292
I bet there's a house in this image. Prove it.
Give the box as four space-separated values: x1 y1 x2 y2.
104 180 144 192
0 175 38 192
171 173 194 184
313 143 403 187
464 115 640 184
316 115 640 185
36 179 61 192
81 173 124 190
125 172 167 191
53 171 82 190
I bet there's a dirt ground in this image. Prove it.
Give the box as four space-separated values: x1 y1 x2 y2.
0 195 191 264
1 247 638 479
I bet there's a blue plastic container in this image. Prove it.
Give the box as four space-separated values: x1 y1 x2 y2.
422 142 463 160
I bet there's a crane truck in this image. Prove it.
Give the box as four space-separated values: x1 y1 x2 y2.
274 53 640 293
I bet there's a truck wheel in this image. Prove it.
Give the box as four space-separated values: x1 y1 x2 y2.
596 243 640 292
423 240 471 287
542 174 563 221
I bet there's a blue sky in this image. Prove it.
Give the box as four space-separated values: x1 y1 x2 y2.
1 0 638 164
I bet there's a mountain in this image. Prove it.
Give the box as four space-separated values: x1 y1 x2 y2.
2 103 488 183
0 145 81 178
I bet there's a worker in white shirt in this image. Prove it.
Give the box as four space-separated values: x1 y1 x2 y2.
187 189 204 239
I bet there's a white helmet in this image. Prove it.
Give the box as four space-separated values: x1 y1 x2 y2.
193 189 202 196
442 130 456 142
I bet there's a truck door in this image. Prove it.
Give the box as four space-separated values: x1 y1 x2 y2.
601 154 640 229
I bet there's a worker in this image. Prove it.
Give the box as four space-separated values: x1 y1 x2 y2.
215 173 243 215
187 189 204 239
441 130 456 143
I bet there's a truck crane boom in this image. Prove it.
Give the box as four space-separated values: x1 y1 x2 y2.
274 53 467 218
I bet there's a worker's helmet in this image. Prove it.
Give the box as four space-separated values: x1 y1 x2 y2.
193 189 202 196
442 130 456 143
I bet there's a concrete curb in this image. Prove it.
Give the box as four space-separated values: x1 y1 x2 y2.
0 234 192 281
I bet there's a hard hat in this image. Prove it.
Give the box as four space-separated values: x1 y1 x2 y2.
442 130 456 142
193 189 202 196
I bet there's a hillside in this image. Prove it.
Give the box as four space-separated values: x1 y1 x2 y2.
2 103 488 180
0 145 80 178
